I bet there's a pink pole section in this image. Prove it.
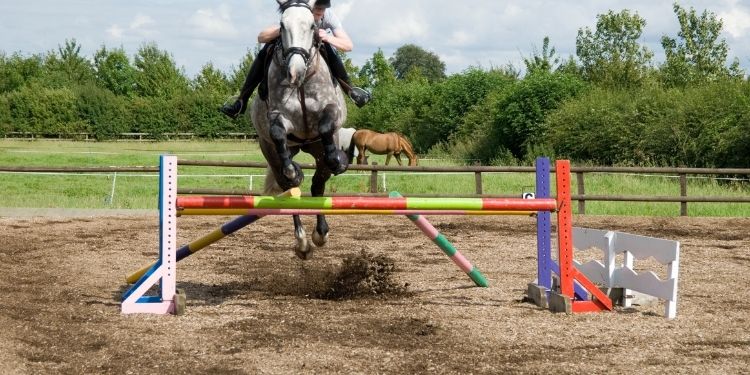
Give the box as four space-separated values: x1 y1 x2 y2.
390 192 489 287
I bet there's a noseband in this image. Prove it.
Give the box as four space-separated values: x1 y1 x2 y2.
279 0 315 67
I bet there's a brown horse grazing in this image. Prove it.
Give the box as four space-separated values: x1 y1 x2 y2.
352 129 418 166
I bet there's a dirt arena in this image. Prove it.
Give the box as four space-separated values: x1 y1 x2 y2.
1 212 748 374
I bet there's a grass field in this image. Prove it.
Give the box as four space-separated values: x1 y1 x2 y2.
1 140 748 216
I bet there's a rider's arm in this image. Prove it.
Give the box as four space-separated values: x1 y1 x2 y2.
318 28 353 52
258 25 281 43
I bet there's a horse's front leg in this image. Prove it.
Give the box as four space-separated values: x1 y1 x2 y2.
292 214 311 260
319 104 348 175
269 112 303 189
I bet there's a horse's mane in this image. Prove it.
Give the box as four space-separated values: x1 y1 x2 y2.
396 133 414 148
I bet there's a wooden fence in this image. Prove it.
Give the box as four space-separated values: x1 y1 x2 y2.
2 161 749 216
2 132 257 141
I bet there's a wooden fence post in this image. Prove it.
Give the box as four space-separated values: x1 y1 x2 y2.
475 171 483 195
370 162 379 193
576 172 586 214
680 174 688 216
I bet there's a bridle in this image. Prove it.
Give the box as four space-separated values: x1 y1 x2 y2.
278 0 316 68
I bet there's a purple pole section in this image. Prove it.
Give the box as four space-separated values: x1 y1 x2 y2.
536 157 552 289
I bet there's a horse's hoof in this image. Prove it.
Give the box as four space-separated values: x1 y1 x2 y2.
280 162 304 189
312 230 328 247
294 241 313 260
294 234 312 259
325 150 349 175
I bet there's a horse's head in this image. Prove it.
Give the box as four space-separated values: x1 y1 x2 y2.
276 0 317 87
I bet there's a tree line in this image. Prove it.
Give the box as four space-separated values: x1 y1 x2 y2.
0 3 748 168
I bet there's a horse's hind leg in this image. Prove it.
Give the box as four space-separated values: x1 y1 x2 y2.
319 104 348 175
310 167 331 248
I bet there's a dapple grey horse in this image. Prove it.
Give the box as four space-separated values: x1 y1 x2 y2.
251 0 349 259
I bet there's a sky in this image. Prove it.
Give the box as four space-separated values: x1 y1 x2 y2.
1 0 749 79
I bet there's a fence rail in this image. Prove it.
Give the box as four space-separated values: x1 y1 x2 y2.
2 132 257 141
1 161 748 216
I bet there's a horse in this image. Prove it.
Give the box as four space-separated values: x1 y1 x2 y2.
352 129 419 166
336 127 359 164
250 0 349 260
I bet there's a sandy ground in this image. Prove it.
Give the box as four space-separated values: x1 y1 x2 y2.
0 212 748 374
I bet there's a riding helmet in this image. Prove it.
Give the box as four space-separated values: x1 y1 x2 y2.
315 0 331 8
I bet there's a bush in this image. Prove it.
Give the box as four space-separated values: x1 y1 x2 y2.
0 95 10 135
547 80 750 167
466 71 586 164
7 84 82 135
75 84 129 140
415 68 515 153
172 91 250 138
128 96 177 139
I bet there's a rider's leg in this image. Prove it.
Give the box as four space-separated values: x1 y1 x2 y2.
321 43 371 108
220 42 274 119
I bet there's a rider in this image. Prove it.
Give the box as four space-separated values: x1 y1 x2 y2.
220 0 371 119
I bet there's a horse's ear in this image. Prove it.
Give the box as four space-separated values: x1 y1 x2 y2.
276 0 287 6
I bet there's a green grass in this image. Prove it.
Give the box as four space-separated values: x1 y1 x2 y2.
1 140 748 216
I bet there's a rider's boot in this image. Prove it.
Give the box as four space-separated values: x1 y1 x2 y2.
321 43 371 107
220 42 275 119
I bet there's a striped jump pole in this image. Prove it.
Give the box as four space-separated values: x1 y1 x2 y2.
126 188 301 284
176 195 557 212
178 208 535 216
390 191 488 287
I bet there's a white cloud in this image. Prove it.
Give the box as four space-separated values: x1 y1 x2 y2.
127 14 157 38
107 24 124 39
130 14 154 30
720 7 750 38
332 1 353 20
362 11 428 45
188 5 239 39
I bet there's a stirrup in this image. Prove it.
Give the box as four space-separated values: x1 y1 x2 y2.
219 99 244 119
349 87 371 108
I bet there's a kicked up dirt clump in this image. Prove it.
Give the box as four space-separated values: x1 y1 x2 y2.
317 249 408 300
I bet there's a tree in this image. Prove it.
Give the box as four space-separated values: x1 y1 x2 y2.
523 36 561 75
358 49 396 90
576 9 653 87
93 46 136 96
193 63 230 94
228 46 258 95
660 3 744 87
133 42 189 97
389 44 446 82
43 39 96 87
0 52 44 93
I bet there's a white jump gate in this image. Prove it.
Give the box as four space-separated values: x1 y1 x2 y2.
572 227 680 319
